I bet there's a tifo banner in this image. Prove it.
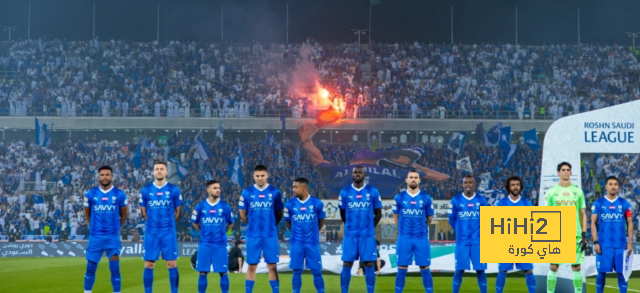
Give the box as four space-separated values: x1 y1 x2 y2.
321 200 340 220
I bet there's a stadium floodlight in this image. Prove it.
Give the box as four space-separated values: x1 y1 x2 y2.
1 25 18 41
625 32 640 47
350 29 368 46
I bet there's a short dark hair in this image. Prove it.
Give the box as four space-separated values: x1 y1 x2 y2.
254 165 267 172
154 161 168 168
235 240 243 247
206 180 219 187
557 162 572 172
98 165 113 174
505 176 523 191
294 177 309 185
463 175 475 181
605 176 619 185
407 170 419 177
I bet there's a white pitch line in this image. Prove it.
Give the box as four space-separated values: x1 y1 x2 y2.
586 282 640 292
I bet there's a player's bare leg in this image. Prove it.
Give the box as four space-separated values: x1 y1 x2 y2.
245 264 257 292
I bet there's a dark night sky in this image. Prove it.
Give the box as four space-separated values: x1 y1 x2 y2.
0 0 638 45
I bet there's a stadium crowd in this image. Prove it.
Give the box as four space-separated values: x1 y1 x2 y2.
0 134 639 242
0 39 639 119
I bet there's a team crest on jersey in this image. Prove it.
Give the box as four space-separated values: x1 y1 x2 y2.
366 193 370 198
309 205 313 210
112 196 116 201
268 194 272 198
618 205 622 212
165 191 170 196
419 200 423 205
219 208 223 213
476 202 480 206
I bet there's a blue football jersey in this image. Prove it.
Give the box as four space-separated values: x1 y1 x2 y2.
191 199 234 245
139 182 183 234
591 196 632 248
392 190 434 238
448 193 488 245
338 184 383 238
84 186 128 236
238 184 284 238
284 196 325 245
495 195 532 207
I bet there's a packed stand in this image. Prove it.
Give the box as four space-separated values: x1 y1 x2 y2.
0 39 639 119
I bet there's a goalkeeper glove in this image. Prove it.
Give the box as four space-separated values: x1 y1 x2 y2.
580 232 588 252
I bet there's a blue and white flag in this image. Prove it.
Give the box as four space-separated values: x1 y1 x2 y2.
523 128 540 151
167 131 179 146
501 144 519 167
35 118 51 147
484 122 502 147
499 126 511 150
480 189 507 205
194 131 212 160
229 139 244 186
455 156 473 173
216 117 224 141
447 132 466 155
168 155 189 179
278 144 284 168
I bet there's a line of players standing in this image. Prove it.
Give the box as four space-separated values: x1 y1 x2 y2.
80 160 633 293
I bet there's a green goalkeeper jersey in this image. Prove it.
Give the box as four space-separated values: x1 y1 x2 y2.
545 184 586 237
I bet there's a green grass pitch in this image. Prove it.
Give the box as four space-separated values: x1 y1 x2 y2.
0 257 637 292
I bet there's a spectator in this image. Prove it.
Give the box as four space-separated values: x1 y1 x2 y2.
229 240 245 273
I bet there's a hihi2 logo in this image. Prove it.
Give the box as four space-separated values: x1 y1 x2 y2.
480 206 576 263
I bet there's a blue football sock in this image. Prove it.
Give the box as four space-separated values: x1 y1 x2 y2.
525 273 536 293
109 260 121 293
311 269 324 293
168 267 179 293
340 266 352 293
495 271 507 293
617 273 627 293
395 268 408 293
245 280 255 293
84 261 98 291
292 269 303 293
198 274 208 293
143 268 154 293
220 273 229 293
452 270 463 293
269 280 280 293
476 270 487 293
421 268 433 293
364 266 376 293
